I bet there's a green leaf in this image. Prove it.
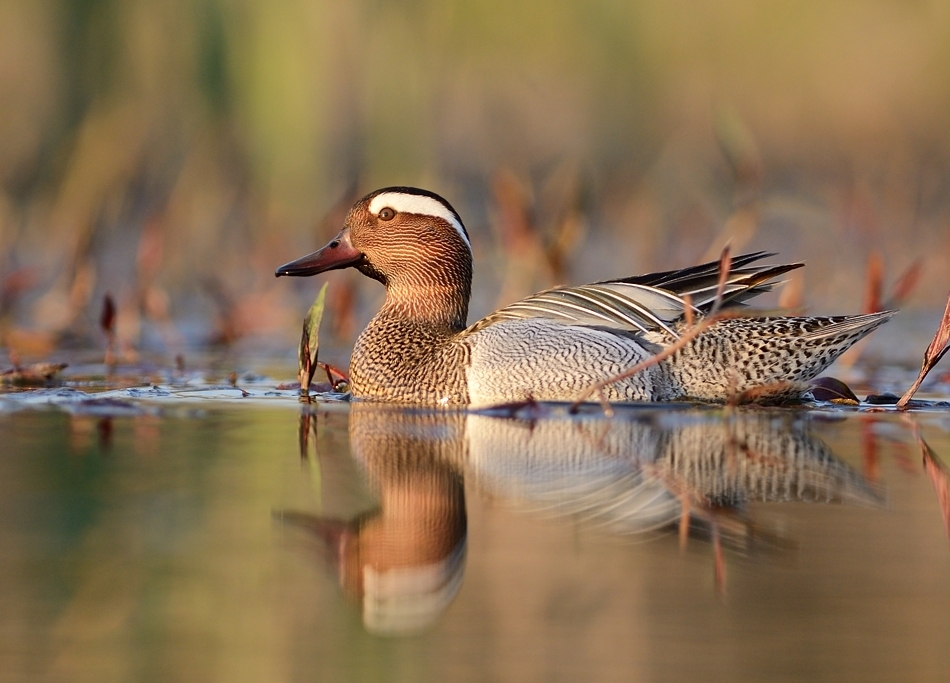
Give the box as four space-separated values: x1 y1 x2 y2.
298 283 328 392
307 283 328 365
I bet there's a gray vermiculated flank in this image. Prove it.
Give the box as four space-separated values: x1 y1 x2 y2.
466 319 658 404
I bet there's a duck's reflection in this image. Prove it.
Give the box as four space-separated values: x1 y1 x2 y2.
280 405 879 635
465 409 879 539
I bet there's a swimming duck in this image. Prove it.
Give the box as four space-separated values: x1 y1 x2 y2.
276 186 892 406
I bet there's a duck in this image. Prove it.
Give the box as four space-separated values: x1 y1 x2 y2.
276 186 893 406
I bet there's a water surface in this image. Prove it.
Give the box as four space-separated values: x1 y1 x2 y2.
2 390 949 682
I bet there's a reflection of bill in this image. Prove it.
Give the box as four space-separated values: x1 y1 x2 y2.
279 405 880 634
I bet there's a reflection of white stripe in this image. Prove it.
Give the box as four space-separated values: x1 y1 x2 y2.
369 192 471 252
362 540 467 636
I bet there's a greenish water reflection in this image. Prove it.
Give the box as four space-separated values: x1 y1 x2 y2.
2 401 949 682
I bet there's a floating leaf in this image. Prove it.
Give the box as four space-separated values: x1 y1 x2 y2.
318 361 350 393
227 371 249 397
809 376 859 404
898 290 950 408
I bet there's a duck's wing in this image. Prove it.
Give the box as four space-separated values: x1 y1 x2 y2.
465 252 802 338
611 251 803 309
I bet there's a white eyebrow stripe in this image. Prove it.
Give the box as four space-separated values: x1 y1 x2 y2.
369 192 471 251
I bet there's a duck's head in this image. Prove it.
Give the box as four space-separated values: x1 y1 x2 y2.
276 187 473 328
276 186 472 286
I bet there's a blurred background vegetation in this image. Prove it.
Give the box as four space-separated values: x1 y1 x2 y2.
2 0 950 366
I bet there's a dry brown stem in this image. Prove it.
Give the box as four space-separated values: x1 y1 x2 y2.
709 244 732 316
100 293 117 369
885 258 923 309
841 255 923 369
897 289 950 408
862 251 884 314
682 292 694 328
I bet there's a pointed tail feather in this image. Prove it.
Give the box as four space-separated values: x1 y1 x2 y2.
801 311 896 342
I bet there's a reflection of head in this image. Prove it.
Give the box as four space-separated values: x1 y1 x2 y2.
335 456 467 636
283 457 467 637
280 406 470 636
362 540 466 636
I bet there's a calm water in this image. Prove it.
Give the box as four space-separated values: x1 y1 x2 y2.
2 388 950 682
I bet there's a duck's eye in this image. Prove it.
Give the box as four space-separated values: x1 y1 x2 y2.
378 207 395 221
